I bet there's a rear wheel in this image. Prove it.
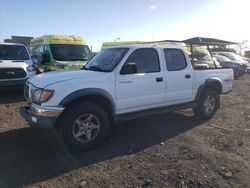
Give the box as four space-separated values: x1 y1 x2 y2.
193 88 219 119
58 102 110 151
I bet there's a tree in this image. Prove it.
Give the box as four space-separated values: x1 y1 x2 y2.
237 40 250 55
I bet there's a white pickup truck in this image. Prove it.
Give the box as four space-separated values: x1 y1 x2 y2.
0 43 36 89
20 44 233 150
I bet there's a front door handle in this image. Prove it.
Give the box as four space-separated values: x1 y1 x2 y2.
156 77 163 82
185 74 191 79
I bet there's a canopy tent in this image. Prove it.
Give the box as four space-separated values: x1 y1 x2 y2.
139 37 238 46
183 37 238 45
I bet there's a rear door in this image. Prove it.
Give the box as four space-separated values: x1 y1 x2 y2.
163 49 194 104
116 48 166 114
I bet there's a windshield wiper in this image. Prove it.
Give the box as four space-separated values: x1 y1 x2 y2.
87 66 105 72
70 58 89 61
66 56 90 61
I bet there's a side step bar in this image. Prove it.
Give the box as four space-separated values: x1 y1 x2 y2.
115 102 198 122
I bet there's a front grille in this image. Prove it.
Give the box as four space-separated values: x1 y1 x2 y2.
0 68 26 79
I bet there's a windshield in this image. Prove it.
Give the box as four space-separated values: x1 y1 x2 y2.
220 52 243 61
50 44 92 61
0 45 29 60
85 48 129 72
214 55 231 62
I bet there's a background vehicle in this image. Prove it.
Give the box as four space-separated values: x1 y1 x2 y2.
30 35 93 73
241 57 250 72
213 54 245 77
191 47 220 69
213 52 248 72
20 44 233 151
0 43 36 89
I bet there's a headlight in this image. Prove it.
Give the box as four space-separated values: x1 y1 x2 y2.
26 65 35 72
32 89 54 103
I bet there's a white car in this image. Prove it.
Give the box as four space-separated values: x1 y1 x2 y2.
20 44 234 151
0 43 36 89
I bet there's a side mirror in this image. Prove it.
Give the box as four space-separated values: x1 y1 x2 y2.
41 53 50 64
121 62 137 74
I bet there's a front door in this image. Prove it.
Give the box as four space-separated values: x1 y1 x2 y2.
116 48 166 114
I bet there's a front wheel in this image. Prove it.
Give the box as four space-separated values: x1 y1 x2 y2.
58 102 110 151
193 88 219 119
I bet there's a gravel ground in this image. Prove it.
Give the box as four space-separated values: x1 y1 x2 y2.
0 75 249 188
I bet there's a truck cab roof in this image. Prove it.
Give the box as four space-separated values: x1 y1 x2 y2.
107 43 184 50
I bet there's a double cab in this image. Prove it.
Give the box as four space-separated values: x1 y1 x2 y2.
20 44 234 150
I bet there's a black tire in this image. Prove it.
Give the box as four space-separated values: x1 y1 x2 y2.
58 102 110 151
193 88 219 119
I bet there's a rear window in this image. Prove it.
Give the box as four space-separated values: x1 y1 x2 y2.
0 45 29 60
192 47 215 68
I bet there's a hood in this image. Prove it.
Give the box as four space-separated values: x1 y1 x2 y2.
231 61 245 66
233 59 248 65
28 70 105 88
0 59 33 67
0 60 33 72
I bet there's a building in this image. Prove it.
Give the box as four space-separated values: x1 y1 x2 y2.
4 36 33 48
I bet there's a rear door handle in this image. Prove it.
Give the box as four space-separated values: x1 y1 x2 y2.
185 74 191 79
156 77 163 82
119 81 133 84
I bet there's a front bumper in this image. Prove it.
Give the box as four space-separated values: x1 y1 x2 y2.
20 104 64 129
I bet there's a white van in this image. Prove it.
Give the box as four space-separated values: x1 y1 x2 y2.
0 43 36 89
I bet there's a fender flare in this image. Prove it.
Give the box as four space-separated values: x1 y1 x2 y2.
59 88 115 116
195 79 222 102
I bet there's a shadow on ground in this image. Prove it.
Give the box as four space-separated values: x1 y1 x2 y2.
0 89 25 104
0 112 205 187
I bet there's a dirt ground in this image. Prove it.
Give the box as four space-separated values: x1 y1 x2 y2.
0 75 250 188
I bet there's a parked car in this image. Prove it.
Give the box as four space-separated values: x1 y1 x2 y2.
213 52 248 72
20 44 233 151
241 57 250 73
213 54 245 77
30 35 93 73
0 43 36 90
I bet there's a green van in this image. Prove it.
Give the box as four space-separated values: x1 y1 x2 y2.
30 35 93 72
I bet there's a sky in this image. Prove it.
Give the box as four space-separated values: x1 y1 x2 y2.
0 0 249 51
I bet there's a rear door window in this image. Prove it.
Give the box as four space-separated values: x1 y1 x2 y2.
164 49 187 71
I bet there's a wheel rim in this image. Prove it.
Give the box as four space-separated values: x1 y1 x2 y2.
72 114 100 143
203 95 216 114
